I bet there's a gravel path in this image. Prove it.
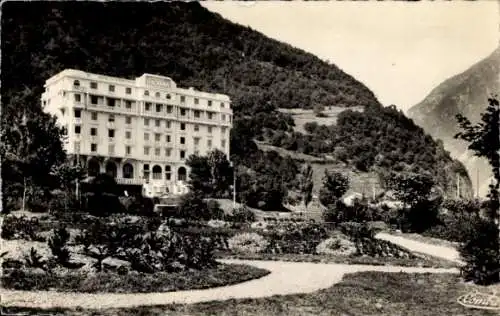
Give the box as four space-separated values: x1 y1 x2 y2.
1 259 458 309
375 232 464 265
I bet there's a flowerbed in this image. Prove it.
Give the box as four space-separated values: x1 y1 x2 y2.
1 215 48 241
1 263 270 293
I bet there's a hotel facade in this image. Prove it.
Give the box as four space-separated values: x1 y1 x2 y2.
42 69 233 197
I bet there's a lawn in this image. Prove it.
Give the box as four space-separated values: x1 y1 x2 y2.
4 272 497 315
2 263 270 293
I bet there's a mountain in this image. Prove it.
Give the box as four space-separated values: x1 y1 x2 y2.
408 46 500 197
1 1 473 207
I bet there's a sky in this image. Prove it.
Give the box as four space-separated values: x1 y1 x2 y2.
203 1 500 112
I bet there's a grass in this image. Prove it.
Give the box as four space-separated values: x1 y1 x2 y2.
4 272 497 315
1 263 270 293
217 252 459 269
278 106 364 133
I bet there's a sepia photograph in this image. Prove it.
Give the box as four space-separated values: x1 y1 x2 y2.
1 0 499 315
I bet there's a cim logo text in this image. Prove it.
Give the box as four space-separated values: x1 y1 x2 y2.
146 77 172 88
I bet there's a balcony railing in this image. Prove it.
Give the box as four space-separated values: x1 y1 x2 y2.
116 178 144 185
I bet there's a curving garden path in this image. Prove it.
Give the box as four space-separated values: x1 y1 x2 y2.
375 232 464 265
1 259 457 309
1 233 462 309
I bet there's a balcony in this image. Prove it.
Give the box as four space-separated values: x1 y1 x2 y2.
73 101 85 108
116 178 144 185
73 117 82 125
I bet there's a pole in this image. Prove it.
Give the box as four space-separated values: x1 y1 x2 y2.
233 163 236 210
22 177 26 212
372 181 376 201
76 154 80 201
476 168 479 199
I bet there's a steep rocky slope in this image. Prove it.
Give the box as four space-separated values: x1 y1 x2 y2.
408 47 499 196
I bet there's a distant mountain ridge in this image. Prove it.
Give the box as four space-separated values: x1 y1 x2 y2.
408 46 500 197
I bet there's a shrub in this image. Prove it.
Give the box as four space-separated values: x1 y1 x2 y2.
265 222 329 254
400 197 442 233
23 247 46 269
459 218 500 285
228 233 269 254
227 206 255 223
177 192 209 221
1 216 46 241
48 193 80 213
207 200 225 220
48 227 71 266
316 237 356 256
121 195 155 216
339 222 374 240
207 220 229 228
422 201 482 243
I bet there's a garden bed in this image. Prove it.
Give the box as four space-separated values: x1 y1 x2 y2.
1 263 270 293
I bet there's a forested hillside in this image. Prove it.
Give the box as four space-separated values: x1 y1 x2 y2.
1 1 472 210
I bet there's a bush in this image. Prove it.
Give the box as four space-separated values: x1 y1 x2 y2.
48 193 80 213
1 216 46 241
459 218 500 285
207 200 225 220
339 222 375 240
120 195 155 216
265 222 329 254
177 192 209 221
227 206 255 223
207 220 229 228
23 247 47 270
76 216 218 273
422 201 482 243
48 227 71 266
400 198 441 233
316 237 356 256
228 233 269 254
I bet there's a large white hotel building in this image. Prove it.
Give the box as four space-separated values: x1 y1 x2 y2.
42 69 232 197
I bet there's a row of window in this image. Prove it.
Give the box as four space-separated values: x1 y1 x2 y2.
73 80 227 108
77 142 209 160
86 161 185 181
73 110 229 132
75 125 226 147
77 96 230 121
75 124 226 136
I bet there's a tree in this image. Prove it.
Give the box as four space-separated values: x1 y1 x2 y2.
455 97 500 221
385 172 435 208
208 149 232 198
50 162 86 211
84 173 124 215
298 164 314 211
313 104 326 117
319 170 349 207
455 97 500 285
187 149 233 198
1 103 66 212
186 155 212 195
